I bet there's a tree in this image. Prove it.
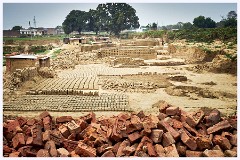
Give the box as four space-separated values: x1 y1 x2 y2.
223 11 237 27
193 16 216 28
12 26 22 31
227 11 237 19
151 22 158 30
205 17 216 28
182 22 193 29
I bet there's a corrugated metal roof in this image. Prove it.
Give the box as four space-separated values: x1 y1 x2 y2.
6 54 37 59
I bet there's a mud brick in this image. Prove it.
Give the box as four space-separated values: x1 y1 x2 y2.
45 140 58 157
213 135 232 150
27 119 36 126
39 111 51 119
147 142 157 157
205 109 220 127
70 151 80 157
128 131 141 143
196 123 207 135
102 150 115 157
63 139 78 152
16 117 27 127
157 112 167 120
164 144 179 157
50 131 63 146
229 134 237 146
75 141 97 157
136 110 145 119
162 132 175 147
9 151 21 157
116 139 130 157
43 116 52 131
196 136 212 150
18 146 32 157
203 149 224 157
57 148 69 157
159 101 170 113
66 120 81 134
56 116 73 123
186 150 203 157
42 130 51 142
31 125 43 146
36 149 50 157
154 144 165 157
182 122 200 137
59 125 70 138
166 106 180 116
77 119 88 131
207 120 231 134
181 130 197 151
123 146 136 156
159 121 180 141
224 150 237 157
150 129 163 143
172 119 183 129
112 142 121 155
7 120 20 132
12 133 25 149
176 141 187 156
186 110 204 127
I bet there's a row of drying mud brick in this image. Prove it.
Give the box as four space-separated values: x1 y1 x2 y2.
3 103 237 157
3 94 130 112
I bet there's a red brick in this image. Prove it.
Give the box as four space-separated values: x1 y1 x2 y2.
118 112 131 121
63 139 78 152
18 146 32 157
57 148 69 157
196 123 207 135
159 101 170 113
154 144 165 157
7 120 20 132
22 125 31 136
180 130 197 151
80 112 96 123
75 141 97 157
43 116 52 131
16 117 27 127
186 150 203 157
162 132 175 147
150 129 163 143
36 149 50 157
157 112 167 120
228 116 237 129
97 144 111 154
123 146 136 156
128 131 141 143
102 150 115 157
112 142 121 155
56 116 73 123
207 120 231 134
182 122 200 136
66 120 81 134
27 118 36 126
42 130 51 142
130 115 143 130
172 119 183 129
26 137 33 145
70 151 80 157
205 109 220 127
203 149 224 157
50 130 63 146
12 133 25 149
147 142 157 157
196 136 212 150
213 135 232 150
176 142 187 156
31 124 43 146
77 119 88 131
186 110 204 127
116 139 130 157
164 144 179 157
9 151 21 157
39 111 51 119
3 145 13 153
45 140 58 157
166 106 180 116
59 125 70 138
159 121 180 141
136 110 145 119
229 134 237 146
134 136 152 156
224 150 237 157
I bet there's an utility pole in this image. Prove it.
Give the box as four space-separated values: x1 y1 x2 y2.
29 21 32 40
33 16 36 28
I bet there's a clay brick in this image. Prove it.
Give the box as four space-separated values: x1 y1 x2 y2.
162 132 175 147
157 112 167 120
39 111 51 119
159 101 170 113
102 150 115 157
203 149 224 157
213 135 232 150
130 115 143 130
7 120 20 132
176 142 187 156
45 140 58 157
77 119 88 131
123 146 136 156
172 119 183 129
80 112 96 124
147 142 157 157
134 136 152 156
196 123 207 135
18 146 32 157
154 144 165 157
16 117 27 127
70 151 80 157
36 149 50 157
56 116 73 123
116 139 130 157
75 141 97 157
9 151 21 157
26 137 33 145
186 150 203 157
66 120 81 134
182 122 200 136
228 116 237 129
180 130 197 151
128 131 141 143
111 119 123 141
229 134 237 146
212 145 222 151
97 144 112 154
159 121 180 141
59 125 70 138
12 133 25 149
43 116 52 131
207 120 231 134
3 145 13 153
112 142 121 155
205 109 220 127
150 129 163 143
196 136 212 150
224 150 237 157
118 112 131 121
186 110 204 127
57 148 69 157
42 130 51 142
31 124 43 146
136 110 145 119
27 119 36 126
50 131 63 146
166 106 180 116
22 125 31 136
63 139 78 152
164 144 179 157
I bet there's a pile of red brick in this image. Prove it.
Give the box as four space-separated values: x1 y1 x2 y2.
3 102 237 157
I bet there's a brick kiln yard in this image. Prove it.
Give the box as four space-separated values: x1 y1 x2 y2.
3 38 237 157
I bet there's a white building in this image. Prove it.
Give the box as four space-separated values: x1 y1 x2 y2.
20 28 44 36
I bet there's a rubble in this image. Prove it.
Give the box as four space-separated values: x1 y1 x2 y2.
2 106 237 157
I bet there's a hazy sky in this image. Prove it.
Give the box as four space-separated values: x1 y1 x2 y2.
3 3 237 30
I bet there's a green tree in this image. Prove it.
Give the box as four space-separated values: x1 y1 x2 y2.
223 11 237 27
205 17 216 28
193 16 216 28
182 22 193 29
12 26 22 31
151 22 158 30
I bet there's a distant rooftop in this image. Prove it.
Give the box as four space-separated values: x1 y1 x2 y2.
5 54 37 59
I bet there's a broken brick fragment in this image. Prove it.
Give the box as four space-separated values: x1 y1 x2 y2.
207 120 231 134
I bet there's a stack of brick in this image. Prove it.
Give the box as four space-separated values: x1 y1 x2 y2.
3 104 237 157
